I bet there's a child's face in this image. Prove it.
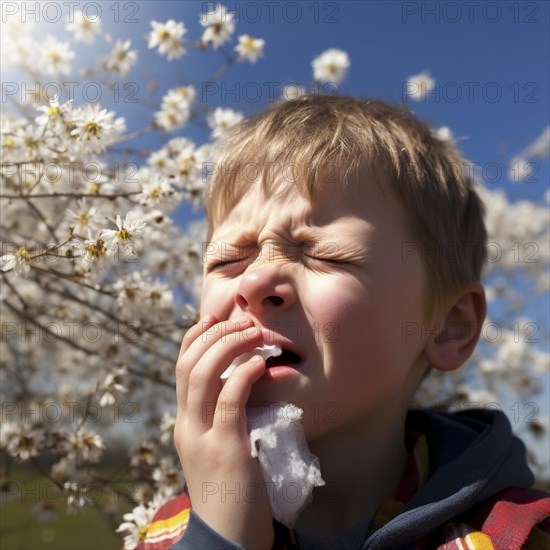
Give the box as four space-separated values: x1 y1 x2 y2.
200 174 429 439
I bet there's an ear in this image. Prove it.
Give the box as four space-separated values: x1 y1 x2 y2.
424 283 487 373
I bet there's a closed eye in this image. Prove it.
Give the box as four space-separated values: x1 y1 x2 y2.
208 258 248 271
307 256 348 264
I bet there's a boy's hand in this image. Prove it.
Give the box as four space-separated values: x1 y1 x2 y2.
174 314 275 550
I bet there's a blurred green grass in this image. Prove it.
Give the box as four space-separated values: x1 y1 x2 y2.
1 505 123 550
1 465 130 550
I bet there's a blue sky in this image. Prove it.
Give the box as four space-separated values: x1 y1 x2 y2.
47 0 548 226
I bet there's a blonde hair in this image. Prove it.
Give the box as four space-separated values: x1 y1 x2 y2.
204 94 487 323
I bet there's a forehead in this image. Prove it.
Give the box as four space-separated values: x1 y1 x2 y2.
209 175 403 244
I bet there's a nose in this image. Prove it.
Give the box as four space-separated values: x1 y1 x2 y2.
234 243 297 313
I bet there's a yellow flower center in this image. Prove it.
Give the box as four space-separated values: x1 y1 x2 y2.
15 246 31 260
84 241 105 260
48 50 62 63
90 183 101 194
243 37 255 51
48 106 60 117
148 187 161 199
20 436 34 451
125 287 138 299
115 228 131 241
83 120 101 138
150 290 162 303
158 29 170 41
78 213 90 226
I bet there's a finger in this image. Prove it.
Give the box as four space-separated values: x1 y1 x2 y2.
214 355 266 438
176 317 255 413
175 314 217 411
178 313 217 357
186 326 263 428
183 315 254 367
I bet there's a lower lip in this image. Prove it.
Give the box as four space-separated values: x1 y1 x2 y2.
261 365 301 380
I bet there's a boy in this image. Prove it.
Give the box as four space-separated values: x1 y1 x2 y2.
139 95 549 549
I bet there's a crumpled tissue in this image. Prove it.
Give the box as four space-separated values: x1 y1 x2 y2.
247 401 325 528
220 344 282 380
225 345 325 528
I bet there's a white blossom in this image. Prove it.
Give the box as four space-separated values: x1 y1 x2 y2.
64 481 89 514
81 230 108 271
104 40 138 75
40 35 75 75
6 424 45 461
433 126 455 143
160 412 176 443
130 442 157 467
113 271 145 310
0 246 31 276
174 138 200 182
235 35 265 63
207 107 244 140
517 126 550 160
66 10 102 44
144 278 174 312
71 104 126 154
153 86 195 131
66 198 99 232
152 456 184 496
283 84 307 100
35 99 73 130
200 4 235 48
99 366 128 407
101 213 147 258
406 71 436 101
116 494 168 550
312 49 350 84
62 428 105 463
139 174 174 206
147 20 186 60
147 148 174 173
0 18 35 69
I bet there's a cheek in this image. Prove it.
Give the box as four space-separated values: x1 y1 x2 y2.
316 273 423 380
199 280 234 320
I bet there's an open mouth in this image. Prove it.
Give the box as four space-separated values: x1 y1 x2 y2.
266 349 302 368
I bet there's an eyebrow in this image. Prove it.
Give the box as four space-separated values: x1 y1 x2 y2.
292 225 341 244
211 216 370 248
211 225 347 246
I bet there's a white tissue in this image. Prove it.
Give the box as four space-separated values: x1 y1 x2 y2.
247 402 325 528
220 344 282 379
